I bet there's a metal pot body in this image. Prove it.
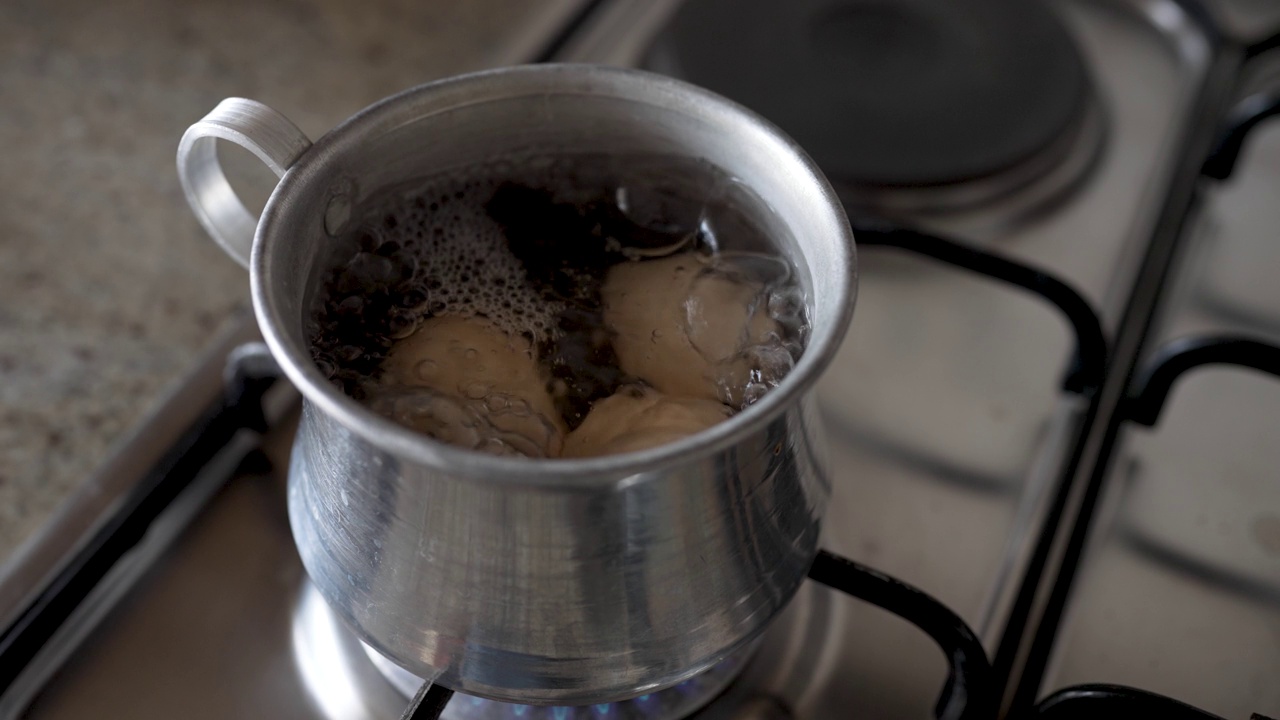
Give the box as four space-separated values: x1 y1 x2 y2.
176 64 856 705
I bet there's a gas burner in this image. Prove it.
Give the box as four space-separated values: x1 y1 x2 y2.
645 0 1105 215
292 581 844 720
366 646 752 720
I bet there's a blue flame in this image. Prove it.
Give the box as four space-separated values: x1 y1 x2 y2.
552 707 569 720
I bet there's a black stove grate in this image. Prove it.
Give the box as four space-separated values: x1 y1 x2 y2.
1004 14 1280 710
850 219 1108 396
1021 335 1280 720
403 683 457 720
1126 336 1280 427
1031 684 1274 720
808 550 994 720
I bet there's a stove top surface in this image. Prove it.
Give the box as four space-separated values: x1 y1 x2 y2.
5 1 1280 719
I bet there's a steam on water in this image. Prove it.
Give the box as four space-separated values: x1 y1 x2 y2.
308 154 809 458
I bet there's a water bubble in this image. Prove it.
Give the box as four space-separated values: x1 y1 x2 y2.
768 286 805 321
398 288 429 313
313 355 337 379
310 153 806 457
741 383 769 406
414 359 438 379
386 310 421 340
696 215 719 254
344 252 397 290
336 295 364 316
324 192 352 236
718 250 791 285
615 184 702 235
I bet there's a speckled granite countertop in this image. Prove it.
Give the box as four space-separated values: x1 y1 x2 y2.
0 0 581 564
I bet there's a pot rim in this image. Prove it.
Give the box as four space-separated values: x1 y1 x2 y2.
252 63 857 486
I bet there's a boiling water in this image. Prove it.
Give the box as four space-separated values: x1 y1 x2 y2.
308 154 809 458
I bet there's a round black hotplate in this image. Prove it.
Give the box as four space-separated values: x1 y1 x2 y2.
645 0 1089 188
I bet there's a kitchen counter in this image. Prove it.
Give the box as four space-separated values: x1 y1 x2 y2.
0 0 581 564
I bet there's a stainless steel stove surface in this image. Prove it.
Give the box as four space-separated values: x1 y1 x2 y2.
3 0 1279 719
1029 50 1280 718
8 411 845 720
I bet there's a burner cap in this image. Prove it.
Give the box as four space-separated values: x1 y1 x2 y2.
646 0 1089 188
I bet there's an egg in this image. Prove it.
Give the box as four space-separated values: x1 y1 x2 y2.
562 386 732 458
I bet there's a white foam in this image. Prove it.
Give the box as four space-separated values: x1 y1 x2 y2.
362 176 562 344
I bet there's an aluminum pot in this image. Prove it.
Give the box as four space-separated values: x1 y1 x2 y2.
176 64 856 705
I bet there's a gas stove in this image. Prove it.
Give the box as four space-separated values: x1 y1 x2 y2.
2 0 1279 718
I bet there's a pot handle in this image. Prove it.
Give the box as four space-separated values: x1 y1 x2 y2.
177 98 313 269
